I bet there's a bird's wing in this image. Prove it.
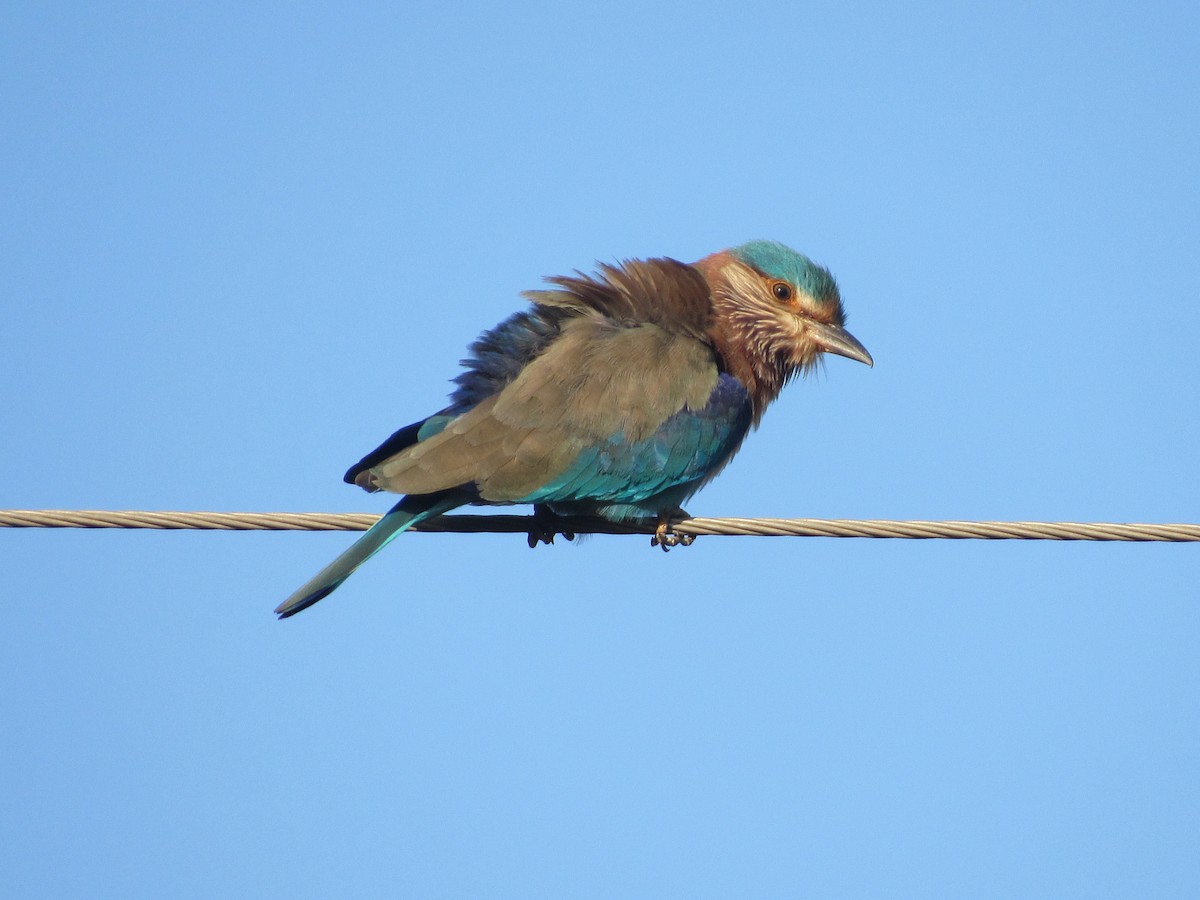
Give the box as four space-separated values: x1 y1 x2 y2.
362 316 751 507
346 257 714 491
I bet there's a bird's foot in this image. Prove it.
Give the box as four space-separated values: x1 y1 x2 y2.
527 504 577 548
651 508 695 552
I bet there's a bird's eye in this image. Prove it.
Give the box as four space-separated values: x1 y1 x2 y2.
771 282 793 302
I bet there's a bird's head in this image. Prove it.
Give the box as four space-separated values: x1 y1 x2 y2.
695 240 872 420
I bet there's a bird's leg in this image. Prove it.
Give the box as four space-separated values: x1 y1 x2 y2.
527 504 577 548
651 507 695 552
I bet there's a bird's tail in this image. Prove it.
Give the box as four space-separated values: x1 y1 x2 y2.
274 493 461 619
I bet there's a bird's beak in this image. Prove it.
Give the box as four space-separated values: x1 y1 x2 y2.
809 321 873 367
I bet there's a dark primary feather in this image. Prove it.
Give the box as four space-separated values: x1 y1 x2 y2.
343 419 425 486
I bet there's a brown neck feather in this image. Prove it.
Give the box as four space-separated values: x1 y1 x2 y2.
693 252 790 425
706 312 789 425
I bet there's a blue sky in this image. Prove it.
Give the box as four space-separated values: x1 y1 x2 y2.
3 2 1198 896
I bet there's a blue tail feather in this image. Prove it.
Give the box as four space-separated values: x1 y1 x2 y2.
275 493 462 618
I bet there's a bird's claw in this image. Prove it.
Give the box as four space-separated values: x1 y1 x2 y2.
527 505 576 548
651 509 695 552
527 528 577 548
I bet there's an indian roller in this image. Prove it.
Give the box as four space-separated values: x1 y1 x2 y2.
276 240 872 617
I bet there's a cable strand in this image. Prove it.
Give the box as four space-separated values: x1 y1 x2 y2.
1 509 1198 542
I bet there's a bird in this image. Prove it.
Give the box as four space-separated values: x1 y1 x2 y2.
275 240 872 618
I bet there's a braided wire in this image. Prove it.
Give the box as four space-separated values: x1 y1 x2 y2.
1 509 1198 542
